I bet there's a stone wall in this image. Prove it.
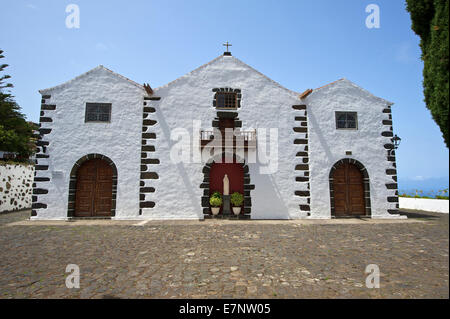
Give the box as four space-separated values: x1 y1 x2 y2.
0 163 34 213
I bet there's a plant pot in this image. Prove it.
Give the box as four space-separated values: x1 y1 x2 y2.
232 207 241 215
211 207 220 215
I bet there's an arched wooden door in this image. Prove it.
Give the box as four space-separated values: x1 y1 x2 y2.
331 162 365 217
74 158 113 217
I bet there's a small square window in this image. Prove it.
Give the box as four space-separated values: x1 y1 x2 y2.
335 112 358 129
216 92 237 109
85 103 111 122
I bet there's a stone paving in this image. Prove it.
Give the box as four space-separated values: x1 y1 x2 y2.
0 209 448 299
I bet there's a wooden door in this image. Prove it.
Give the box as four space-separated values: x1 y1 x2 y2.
332 163 365 216
74 159 113 217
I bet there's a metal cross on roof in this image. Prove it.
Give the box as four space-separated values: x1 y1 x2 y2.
223 41 232 52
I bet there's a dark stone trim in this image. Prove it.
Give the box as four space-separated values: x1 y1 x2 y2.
139 97 160 211
293 103 310 215
142 145 155 152
217 111 238 119
140 172 159 179
212 88 242 109
41 95 51 99
67 154 118 217
40 117 53 122
140 201 155 208
382 108 391 113
34 177 50 182
32 203 47 209
293 127 307 133
387 196 399 202
382 131 393 137
41 104 56 111
329 158 371 217
33 188 48 194
144 97 161 101
143 107 156 113
386 169 397 175
143 119 157 126
296 151 308 157
386 183 398 190
142 133 156 139
141 158 160 164
35 165 49 170
382 120 392 125
39 128 52 135
36 141 49 146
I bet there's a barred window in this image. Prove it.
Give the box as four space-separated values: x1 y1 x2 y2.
85 103 111 122
216 92 237 109
336 112 357 129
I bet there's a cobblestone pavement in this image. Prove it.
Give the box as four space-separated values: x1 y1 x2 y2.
0 210 448 299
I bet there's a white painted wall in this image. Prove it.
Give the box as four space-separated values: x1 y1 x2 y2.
400 197 449 213
33 66 145 220
305 79 399 218
0 163 34 213
147 55 302 219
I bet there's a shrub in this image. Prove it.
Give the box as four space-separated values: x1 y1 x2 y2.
211 191 221 198
230 192 244 207
210 195 222 207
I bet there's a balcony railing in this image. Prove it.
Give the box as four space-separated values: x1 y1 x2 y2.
200 129 257 150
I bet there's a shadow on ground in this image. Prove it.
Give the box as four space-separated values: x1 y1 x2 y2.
399 209 447 220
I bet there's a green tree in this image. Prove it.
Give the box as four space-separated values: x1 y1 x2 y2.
0 49 36 160
406 0 449 147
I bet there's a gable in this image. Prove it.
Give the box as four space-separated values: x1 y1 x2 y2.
153 55 298 98
305 78 393 107
39 65 145 95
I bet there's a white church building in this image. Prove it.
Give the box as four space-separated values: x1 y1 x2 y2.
31 50 402 220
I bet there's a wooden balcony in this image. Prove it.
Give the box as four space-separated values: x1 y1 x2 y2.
200 129 257 150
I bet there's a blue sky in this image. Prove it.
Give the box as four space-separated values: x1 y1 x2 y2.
1 0 448 191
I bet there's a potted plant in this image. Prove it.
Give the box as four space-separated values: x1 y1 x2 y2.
210 191 222 215
230 192 244 215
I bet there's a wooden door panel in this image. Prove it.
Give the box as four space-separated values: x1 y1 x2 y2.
332 163 365 216
74 181 95 217
74 159 113 217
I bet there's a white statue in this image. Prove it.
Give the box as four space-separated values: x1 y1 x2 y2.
223 174 229 195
